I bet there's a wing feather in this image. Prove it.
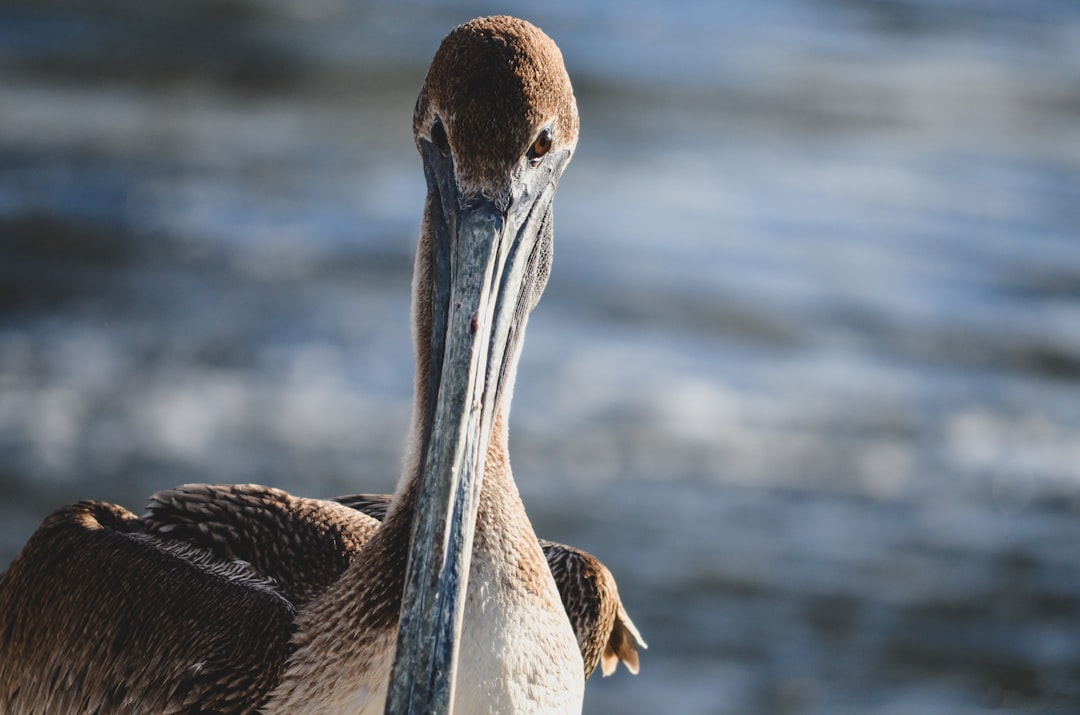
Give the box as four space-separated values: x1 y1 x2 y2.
143 484 379 607
0 501 294 714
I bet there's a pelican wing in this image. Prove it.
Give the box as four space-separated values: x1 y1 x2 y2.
142 484 379 607
333 492 392 521
0 501 294 714
540 539 648 678
334 492 646 679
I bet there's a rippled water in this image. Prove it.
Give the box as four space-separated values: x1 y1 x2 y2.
2 1 1080 713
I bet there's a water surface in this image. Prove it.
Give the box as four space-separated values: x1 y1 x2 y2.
2 1 1080 712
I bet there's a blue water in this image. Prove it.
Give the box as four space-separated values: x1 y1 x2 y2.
2 1 1080 712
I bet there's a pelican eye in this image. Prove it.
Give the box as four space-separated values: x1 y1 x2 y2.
431 116 450 154
526 128 553 166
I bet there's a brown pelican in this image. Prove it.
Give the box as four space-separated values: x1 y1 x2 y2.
0 15 643 714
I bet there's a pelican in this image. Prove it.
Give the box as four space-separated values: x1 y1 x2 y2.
0 15 644 715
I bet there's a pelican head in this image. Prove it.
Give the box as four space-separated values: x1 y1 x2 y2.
386 16 579 713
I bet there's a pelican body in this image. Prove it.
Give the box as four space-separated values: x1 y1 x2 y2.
0 15 642 715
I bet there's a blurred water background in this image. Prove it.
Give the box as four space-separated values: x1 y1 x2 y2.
2 1 1080 713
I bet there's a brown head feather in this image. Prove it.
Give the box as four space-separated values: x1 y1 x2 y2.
413 16 579 203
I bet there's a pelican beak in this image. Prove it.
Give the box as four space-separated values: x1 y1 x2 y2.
386 140 570 712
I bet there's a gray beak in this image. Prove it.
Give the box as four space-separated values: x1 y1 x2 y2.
386 141 568 713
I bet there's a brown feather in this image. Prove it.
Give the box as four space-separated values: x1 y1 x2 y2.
0 502 294 713
413 16 579 205
143 484 378 608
